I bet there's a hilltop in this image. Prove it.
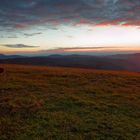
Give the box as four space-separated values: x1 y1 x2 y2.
0 64 140 140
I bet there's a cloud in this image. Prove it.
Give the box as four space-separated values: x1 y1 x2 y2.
41 47 118 53
24 32 42 37
0 0 139 32
2 44 39 48
7 36 18 38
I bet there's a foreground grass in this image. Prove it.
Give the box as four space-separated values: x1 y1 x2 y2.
0 64 140 140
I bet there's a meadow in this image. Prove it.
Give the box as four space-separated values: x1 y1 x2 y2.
0 64 140 140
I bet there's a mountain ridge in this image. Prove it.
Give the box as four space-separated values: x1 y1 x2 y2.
0 53 140 72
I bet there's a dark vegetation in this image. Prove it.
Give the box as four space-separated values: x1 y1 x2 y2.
0 68 4 73
0 53 140 72
0 64 140 140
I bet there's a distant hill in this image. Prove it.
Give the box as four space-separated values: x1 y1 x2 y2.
0 54 24 59
0 53 140 72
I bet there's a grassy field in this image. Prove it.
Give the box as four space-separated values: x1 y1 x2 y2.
0 64 140 140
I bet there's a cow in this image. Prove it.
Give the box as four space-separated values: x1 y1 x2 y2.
0 68 4 73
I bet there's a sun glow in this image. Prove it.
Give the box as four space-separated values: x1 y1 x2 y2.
0 25 140 54
69 25 140 48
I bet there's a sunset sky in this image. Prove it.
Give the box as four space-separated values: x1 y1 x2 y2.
0 0 140 55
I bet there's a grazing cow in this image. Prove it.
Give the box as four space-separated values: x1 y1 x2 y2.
0 68 4 73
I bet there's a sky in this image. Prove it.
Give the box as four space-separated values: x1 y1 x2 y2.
0 0 140 55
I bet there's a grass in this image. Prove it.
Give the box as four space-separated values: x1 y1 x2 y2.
0 64 140 140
